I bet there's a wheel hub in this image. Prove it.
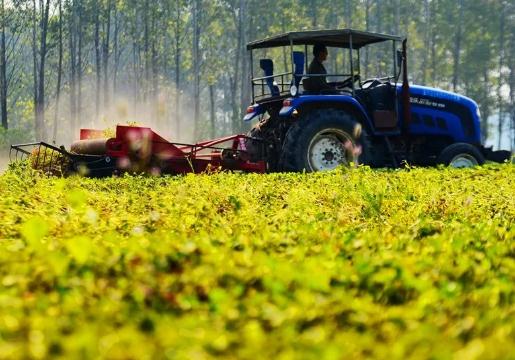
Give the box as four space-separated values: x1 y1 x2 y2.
323 149 335 162
307 129 356 171
449 154 478 168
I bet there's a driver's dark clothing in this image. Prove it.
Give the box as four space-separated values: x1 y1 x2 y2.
304 58 334 93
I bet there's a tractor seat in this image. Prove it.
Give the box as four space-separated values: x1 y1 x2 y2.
290 51 305 89
260 59 280 97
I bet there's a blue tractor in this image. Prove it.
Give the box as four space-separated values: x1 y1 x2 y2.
244 29 512 171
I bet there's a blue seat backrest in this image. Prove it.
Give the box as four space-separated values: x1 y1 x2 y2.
260 59 280 97
292 51 305 88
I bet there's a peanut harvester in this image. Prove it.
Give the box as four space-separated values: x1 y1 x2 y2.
10 125 267 177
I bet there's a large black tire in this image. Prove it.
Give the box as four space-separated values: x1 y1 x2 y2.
437 143 485 168
279 109 371 172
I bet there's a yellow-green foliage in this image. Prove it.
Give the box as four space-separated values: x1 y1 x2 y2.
0 165 514 359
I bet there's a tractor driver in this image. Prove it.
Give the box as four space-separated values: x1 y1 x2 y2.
303 44 335 93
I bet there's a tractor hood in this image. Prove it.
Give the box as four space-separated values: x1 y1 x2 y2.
405 84 482 144
407 84 480 112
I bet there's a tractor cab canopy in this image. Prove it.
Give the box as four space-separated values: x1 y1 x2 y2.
247 29 401 50
247 29 404 103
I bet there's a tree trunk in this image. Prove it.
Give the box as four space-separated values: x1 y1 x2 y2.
239 0 250 127
192 0 201 138
35 0 50 140
452 0 463 92
69 0 77 135
230 0 242 133
94 0 101 120
0 0 7 129
421 0 430 85
151 9 158 108
509 8 515 152
131 38 139 111
174 0 181 138
103 0 112 110
481 66 490 144
376 1 383 75
143 0 149 103
53 0 63 142
209 84 215 138
431 0 437 86
31 0 38 136
393 0 400 35
497 5 505 150
113 6 119 96
77 1 83 125
310 0 317 28
345 0 352 28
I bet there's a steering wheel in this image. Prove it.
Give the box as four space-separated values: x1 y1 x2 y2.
361 78 383 89
336 74 360 90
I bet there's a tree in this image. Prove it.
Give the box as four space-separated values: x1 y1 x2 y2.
0 0 7 129
68 0 78 133
0 0 510 148
452 0 463 93
94 0 101 120
103 0 112 110
166 0 188 138
508 4 515 151
32 0 51 140
53 0 63 141
496 1 506 150
192 0 200 138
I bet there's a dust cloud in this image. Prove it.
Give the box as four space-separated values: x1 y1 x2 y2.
0 152 9 173
48 82 198 147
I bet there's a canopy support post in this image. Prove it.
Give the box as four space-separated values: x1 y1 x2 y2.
305 45 308 73
357 49 361 87
290 37 295 93
250 49 255 103
392 40 397 81
349 32 355 96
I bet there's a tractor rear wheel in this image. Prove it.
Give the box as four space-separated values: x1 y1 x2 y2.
437 143 485 168
279 109 370 172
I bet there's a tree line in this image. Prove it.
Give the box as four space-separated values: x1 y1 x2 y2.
0 0 513 150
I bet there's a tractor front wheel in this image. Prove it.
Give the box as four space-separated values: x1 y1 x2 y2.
437 143 485 168
279 109 369 172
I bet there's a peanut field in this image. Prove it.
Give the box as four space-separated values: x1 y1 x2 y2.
0 164 514 359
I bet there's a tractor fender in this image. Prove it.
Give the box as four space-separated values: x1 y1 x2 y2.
244 104 265 122
279 95 374 133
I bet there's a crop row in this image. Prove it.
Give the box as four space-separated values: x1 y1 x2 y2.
0 165 513 359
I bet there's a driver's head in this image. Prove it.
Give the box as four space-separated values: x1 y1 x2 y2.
313 44 328 62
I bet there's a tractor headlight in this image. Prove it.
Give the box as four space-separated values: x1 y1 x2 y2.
290 85 298 97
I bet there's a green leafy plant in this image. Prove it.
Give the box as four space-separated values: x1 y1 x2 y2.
0 164 513 359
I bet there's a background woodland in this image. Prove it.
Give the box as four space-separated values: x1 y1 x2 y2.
0 0 513 150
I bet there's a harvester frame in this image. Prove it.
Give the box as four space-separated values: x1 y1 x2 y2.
11 126 267 177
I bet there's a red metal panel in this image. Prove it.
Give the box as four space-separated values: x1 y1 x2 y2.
78 125 267 175
80 129 106 140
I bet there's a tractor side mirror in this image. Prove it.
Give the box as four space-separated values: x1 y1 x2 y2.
396 50 403 67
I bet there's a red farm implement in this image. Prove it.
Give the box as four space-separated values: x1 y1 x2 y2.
10 125 267 177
